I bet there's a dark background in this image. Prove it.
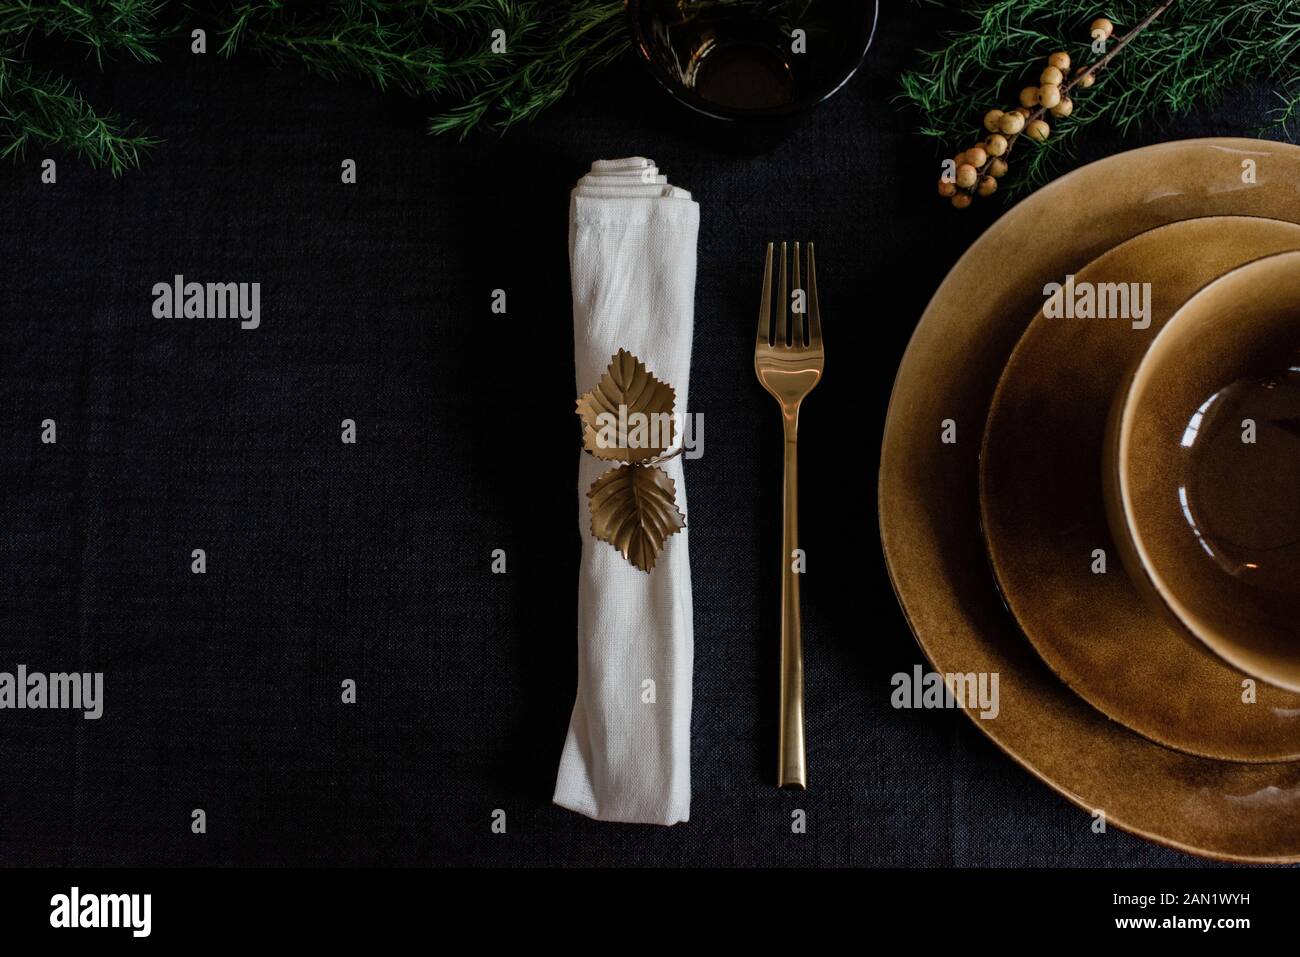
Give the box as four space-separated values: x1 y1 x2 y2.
0 6 1284 867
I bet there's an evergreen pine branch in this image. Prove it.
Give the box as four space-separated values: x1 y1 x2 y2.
0 0 168 64
428 2 626 137
215 1 514 99
0 1 170 173
1269 77 1300 137
0 53 158 172
216 1 635 138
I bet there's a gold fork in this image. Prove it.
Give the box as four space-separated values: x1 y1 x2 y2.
754 241 824 790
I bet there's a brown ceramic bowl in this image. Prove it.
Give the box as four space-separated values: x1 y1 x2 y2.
1106 250 1300 691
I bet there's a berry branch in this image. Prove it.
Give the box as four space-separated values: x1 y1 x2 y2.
939 4 1176 207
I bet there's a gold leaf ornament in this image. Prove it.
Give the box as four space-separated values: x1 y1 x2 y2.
575 349 687 573
575 348 676 462
586 464 685 573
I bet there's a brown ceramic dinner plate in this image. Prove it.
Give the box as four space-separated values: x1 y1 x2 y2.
880 138 1300 862
980 217 1300 762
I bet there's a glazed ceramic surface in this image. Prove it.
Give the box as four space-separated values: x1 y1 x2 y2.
1116 249 1300 693
981 217 1300 762
880 138 1300 862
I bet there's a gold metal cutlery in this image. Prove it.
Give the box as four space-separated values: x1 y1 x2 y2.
754 241 824 789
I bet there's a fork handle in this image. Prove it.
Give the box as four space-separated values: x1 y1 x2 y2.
778 409 807 789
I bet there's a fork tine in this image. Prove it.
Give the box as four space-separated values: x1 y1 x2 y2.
806 241 823 347
776 241 788 347
792 241 804 347
757 242 773 346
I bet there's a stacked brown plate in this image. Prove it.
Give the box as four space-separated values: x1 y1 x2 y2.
879 138 1300 862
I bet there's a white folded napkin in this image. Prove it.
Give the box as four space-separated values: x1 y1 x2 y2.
554 157 699 825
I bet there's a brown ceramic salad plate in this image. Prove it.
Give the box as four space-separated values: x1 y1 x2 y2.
980 216 1300 762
